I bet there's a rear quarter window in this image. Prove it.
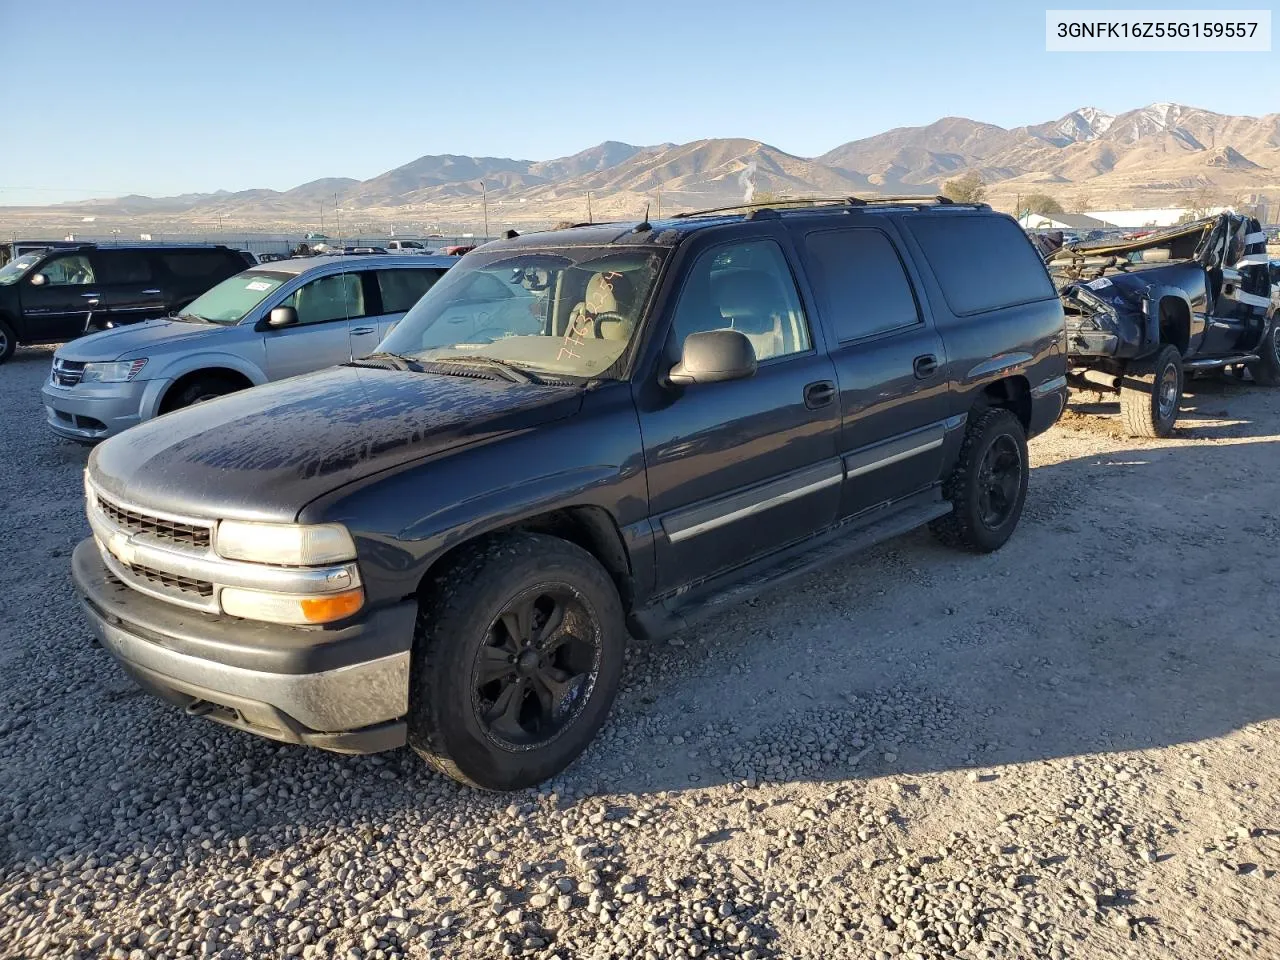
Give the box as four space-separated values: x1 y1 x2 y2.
905 214 1055 316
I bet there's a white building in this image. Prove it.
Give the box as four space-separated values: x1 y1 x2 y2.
1088 207 1233 229
1017 212 1110 231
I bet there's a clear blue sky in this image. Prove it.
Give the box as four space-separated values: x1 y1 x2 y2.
2 0 1276 204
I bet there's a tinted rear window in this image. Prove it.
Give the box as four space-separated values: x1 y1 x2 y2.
803 228 920 341
377 268 445 313
159 251 241 280
905 215 1055 315
95 250 153 283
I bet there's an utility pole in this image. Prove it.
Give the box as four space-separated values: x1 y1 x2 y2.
587 190 593 224
479 180 489 239
319 201 325 235
656 185 662 220
334 192 341 243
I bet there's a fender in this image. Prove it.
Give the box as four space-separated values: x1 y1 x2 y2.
299 382 654 608
142 352 269 419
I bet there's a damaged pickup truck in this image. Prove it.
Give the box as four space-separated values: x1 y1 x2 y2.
1047 212 1277 436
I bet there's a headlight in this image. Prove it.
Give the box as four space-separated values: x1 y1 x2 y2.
81 359 148 383
220 586 365 625
215 520 357 566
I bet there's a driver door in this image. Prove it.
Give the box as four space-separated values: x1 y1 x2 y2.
262 270 365 379
20 253 102 340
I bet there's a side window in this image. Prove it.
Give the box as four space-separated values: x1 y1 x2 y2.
671 239 811 362
159 251 240 280
804 229 920 341
376 268 444 313
906 214 1056 315
280 272 366 325
38 254 96 286
94 250 153 284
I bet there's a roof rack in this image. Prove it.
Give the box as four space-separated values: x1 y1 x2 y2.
672 195 957 219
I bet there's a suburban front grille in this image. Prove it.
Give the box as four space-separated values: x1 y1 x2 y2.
124 562 214 598
95 494 213 549
52 359 86 387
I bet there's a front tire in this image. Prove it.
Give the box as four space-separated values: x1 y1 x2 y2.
162 374 241 412
1247 324 1280 387
1119 345 1182 438
931 408 1029 554
407 533 625 790
0 317 16 364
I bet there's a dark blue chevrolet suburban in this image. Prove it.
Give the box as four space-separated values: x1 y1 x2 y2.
72 197 1067 789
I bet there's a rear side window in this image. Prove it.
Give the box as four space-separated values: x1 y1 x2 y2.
159 251 241 280
803 228 920 341
906 215 1055 315
95 250 153 283
377 268 445 313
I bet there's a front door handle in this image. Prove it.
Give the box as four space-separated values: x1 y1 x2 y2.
141 288 161 295
351 326 376 335
803 379 837 409
913 354 939 379
81 292 101 298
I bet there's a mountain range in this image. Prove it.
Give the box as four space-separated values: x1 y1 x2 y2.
9 103 1276 230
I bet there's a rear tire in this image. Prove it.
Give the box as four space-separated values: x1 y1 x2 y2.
931 408 1029 554
1119 345 1182 438
407 533 625 790
1247 324 1280 387
0 318 16 364
162 374 241 412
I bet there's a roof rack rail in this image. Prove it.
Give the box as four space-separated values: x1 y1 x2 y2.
671 195 958 219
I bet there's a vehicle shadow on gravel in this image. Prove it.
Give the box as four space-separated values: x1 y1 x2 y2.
4 423 1280 883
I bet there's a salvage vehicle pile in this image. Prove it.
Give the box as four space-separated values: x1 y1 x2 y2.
0 198 1278 960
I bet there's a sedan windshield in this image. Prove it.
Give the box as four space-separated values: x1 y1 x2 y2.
379 245 667 379
179 270 290 323
0 254 42 286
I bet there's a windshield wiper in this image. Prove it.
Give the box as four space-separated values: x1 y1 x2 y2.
430 356 542 384
175 312 213 324
346 352 424 372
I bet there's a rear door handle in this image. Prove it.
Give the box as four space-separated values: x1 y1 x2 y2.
141 288 161 295
803 379 837 409
81 292 101 298
913 354 939 379
352 326 376 335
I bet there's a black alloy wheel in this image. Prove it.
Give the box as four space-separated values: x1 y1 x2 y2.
471 585 601 750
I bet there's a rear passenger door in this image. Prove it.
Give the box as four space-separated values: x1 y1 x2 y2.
93 250 167 325
370 266 447 345
158 250 249 311
793 225 951 519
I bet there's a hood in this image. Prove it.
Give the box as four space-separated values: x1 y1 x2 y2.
88 365 584 521
56 317 226 361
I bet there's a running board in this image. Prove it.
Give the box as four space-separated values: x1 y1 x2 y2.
629 496 952 641
1184 354 1258 370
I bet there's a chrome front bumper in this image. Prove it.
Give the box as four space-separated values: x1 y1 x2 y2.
73 539 414 754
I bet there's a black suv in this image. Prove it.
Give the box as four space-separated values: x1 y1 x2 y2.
0 243 254 363
71 198 1067 789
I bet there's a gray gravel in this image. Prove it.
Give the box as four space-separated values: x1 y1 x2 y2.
2 344 1278 959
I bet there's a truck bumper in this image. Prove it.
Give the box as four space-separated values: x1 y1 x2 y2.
72 538 415 754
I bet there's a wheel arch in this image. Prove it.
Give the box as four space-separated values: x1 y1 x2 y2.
974 374 1032 432
157 365 257 414
412 505 636 613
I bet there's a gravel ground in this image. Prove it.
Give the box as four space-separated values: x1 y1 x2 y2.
1 344 1278 960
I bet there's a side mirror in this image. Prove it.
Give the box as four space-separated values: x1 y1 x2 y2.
29 273 47 287
265 305 298 329
667 329 757 386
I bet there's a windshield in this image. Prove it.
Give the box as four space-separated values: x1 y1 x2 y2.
379 245 667 379
0 254 42 286
179 270 290 323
